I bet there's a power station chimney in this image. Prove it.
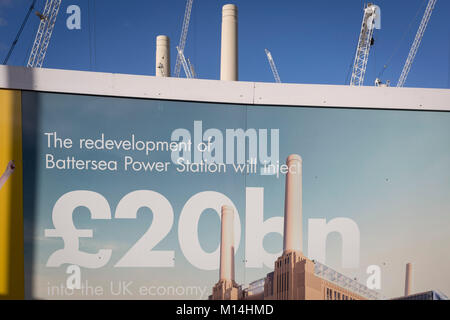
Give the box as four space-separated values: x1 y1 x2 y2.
283 154 303 254
220 4 238 81
156 35 170 77
404 263 412 296
219 205 235 282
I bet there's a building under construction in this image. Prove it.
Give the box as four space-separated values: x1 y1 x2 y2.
1 0 449 301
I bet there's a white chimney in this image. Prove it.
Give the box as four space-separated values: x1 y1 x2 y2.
220 4 238 81
219 205 235 281
405 263 412 296
283 154 303 254
156 35 170 77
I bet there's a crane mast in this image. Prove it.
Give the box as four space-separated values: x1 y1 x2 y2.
187 58 196 78
176 46 194 79
174 0 194 77
397 0 437 87
265 49 281 83
350 3 381 86
27 0 61 68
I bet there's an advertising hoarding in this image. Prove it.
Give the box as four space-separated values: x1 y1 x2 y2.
1 66 450 300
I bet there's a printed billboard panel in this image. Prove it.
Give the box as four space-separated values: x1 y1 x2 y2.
20 90 450 300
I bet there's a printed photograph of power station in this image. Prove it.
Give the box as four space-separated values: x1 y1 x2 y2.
210 154 448 301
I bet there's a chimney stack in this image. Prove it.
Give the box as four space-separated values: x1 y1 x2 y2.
156 35 170 77
404 263 412 296
220 4 238 81
283 154 303 254
219 205 235 282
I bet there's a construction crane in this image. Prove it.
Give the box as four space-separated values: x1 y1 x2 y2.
174 0 194 78
27 0 61 68
397 0 437 87
265 49 281 83
350 3 381 86
2 0 37 65
187 58 196 78
375 78 390 87
176 46 195 79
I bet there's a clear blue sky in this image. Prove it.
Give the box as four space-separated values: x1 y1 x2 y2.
1 0 449 88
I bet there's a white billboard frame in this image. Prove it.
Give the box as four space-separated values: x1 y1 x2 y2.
0 65 449 111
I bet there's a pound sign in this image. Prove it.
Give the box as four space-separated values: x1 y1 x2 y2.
45 191 112 268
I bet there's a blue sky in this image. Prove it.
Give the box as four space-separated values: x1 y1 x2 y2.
1 0 449 88
22 91 450 299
